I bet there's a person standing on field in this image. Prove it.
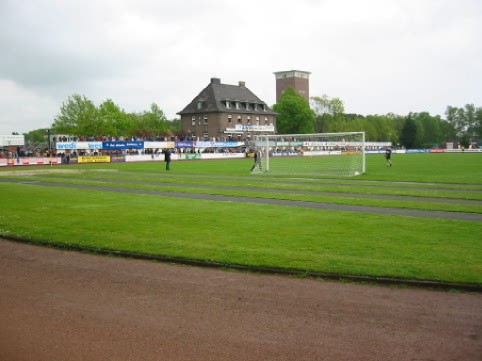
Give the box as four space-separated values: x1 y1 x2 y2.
164 148 172 171
250 148 262 172
385 147 392 167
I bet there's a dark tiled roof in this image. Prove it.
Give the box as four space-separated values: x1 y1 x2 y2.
177 79 277 116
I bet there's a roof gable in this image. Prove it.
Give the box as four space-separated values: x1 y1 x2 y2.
178 79 276 115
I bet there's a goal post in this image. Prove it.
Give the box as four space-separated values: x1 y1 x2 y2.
252 132 366 177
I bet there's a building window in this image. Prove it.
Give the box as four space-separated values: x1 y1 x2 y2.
235 102 240 110
247 116 251 124
226 101 230 109
228 115 232 124
192 116 196 126
245 103 250 111
203 132 209 139
237 115 242 124
264 117 268 124
197 101 204 110
256 117 260 125
203 116 208 125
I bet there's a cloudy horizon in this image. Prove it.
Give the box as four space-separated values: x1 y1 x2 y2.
1 0 481 135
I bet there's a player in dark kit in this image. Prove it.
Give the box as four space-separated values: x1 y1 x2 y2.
164 149 172 171
385 147 392 167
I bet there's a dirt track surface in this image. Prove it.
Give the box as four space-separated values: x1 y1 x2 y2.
1 240 481 361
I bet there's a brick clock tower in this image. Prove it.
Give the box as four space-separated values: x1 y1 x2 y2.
274 70 311 102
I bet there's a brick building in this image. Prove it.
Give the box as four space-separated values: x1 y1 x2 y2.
274 70 311 102
178 78 277 141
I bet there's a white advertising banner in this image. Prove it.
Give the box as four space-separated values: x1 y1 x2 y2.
0 135 25 147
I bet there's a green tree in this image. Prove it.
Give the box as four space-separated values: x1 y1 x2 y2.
314 113 331 133
274 87 315 134
310 94 345 115
98 99 130 138
24 128 48 146
400 114 424 149
465 104 481 145
475 107 482 140
52 94 99 137
445 104 481 146
412 112 444 147
169 118 181 133
144 103 169 137
440 119 457 144
330 97 345 115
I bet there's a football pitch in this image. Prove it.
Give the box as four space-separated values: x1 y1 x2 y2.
0 152 481 287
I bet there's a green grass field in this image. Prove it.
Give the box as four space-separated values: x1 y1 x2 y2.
1 153 481 286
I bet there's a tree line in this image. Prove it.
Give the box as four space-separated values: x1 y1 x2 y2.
24 91 481 149
25 94 180 145
52 94 180 139
273 87 481 148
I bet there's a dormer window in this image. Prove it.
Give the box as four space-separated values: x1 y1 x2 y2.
225 100 231 109
235 102 240 110
245 103 250 111
197 101 204 110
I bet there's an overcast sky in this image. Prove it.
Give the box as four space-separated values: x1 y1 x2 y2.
1 0 481 135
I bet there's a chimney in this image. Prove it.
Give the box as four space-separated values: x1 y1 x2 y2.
238 81 246 87
211 78 221 85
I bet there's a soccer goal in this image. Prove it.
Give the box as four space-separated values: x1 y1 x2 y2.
252 132 365 177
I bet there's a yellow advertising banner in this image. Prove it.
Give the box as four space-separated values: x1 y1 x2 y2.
78 156 111 163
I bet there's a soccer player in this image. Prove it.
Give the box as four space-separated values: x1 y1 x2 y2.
164 148 172 171
385 147 392 167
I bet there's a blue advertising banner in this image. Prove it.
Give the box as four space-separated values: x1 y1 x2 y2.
176 141 194 148
406 149 429 153
102 141 144 150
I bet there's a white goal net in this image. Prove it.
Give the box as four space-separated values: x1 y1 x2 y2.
252 132 365 177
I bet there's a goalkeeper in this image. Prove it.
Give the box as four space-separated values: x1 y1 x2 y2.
250 148 262 172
